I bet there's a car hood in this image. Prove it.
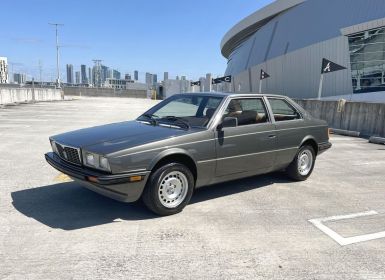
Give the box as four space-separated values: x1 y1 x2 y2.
51 120 196 153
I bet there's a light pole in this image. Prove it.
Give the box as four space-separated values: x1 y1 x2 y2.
49 23 64 88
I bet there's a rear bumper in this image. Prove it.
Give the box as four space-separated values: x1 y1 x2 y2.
45 152 150 202
318 142 332 154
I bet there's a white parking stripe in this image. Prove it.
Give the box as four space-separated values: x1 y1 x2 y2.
309 211 385 246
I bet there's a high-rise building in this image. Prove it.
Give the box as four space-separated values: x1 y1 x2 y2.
152 74 158 85
181 76 186 81
66 64 74 84
0 57 9 84
107 69 113 79
75 71 80 84
113 69 121 80
92 61 102 87
134 70 139 81
164 72 169 81
145 72 152 85
101 65 109 84
13 73 26 84
88 67 92 85
125 74 132 80
81 64 87 84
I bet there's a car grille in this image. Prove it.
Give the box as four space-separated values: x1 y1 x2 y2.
55 142 82 166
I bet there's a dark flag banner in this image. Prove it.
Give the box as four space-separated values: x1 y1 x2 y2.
321 58 346 74
212 75 232 84
190 81 201 86
260 69 270 80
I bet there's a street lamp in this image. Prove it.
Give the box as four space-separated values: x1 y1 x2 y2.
49 23 64 88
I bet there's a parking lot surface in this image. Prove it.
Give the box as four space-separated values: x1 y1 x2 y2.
1 97 385 280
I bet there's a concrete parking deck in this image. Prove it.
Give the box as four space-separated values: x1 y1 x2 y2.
1 97 384 279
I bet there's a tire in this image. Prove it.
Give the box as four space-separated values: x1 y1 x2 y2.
142 163 194 216
286 145 316 181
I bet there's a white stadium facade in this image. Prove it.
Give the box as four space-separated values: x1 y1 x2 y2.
221 0 385 101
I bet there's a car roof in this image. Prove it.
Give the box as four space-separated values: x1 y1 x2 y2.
180 92 289 99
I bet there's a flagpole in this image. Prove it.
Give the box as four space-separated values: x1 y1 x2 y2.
259 79 262 93
317 73 324 100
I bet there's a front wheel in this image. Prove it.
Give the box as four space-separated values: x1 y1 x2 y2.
286 145 316 181
142 163 194 216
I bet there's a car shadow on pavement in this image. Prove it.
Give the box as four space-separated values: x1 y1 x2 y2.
11 182 157 230
191 172 292 204
11 172 293 230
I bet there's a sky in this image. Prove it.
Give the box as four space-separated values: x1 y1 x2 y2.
1 0 274 82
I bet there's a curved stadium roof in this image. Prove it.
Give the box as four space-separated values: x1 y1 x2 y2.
220 0 306 58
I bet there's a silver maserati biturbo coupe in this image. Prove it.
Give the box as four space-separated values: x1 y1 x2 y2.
45 93 331 216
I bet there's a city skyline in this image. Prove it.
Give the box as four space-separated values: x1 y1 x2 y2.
0 0 274 82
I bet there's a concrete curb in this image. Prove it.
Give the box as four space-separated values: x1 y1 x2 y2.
369 136 385 145
331 128 360 137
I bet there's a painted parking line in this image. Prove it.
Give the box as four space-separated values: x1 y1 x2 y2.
54 173 72 183
309 211 385 246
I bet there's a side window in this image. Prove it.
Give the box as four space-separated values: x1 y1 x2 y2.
268 98 301 122
223 98 269 126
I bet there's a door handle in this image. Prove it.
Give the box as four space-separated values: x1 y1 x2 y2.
268 134 276 139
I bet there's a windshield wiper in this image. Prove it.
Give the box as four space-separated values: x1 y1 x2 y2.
141 113 159 125
161 116 191 129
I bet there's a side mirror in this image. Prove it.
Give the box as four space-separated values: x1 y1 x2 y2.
217 117 238 130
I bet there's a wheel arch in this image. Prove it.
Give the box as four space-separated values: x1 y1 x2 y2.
299 136 318 156
149 148 198 182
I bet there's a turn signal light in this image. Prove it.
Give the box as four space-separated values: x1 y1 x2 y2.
129 176 143 182
87 176 99 183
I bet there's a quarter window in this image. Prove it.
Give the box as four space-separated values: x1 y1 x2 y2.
222 98 269 126
268 98 301 122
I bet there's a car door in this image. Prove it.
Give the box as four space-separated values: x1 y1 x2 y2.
215 97 277 177
266 97 305 169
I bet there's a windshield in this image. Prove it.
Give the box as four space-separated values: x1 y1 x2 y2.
138 95 223 128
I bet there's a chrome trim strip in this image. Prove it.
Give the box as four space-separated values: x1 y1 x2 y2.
197 147 298 164
124 168 149 174
220 125 325 140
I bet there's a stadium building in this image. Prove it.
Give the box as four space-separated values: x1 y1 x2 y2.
221 0 385 101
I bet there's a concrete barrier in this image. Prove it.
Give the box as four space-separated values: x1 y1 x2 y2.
0 87 62 105
295 99 385 138
331 128 361 137
369 136 385 145
63 87 147 99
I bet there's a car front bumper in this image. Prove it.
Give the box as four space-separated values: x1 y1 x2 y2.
318 142 332 154
45 152 150 202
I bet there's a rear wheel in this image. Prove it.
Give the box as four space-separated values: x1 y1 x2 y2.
142 163 194 216
286 145 315 181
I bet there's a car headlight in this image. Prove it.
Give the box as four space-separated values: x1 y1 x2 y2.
99 156 109 170
84 151 111 172
86 153 95 166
